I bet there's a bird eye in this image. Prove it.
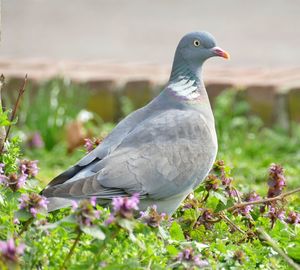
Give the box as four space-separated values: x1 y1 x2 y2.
193 40 201 47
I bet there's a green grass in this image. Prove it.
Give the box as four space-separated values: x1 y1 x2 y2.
1 85 299 269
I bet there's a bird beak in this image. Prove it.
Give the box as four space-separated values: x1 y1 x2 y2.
211 47 230 59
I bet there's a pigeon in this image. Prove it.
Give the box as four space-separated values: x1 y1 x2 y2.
42 31 229 215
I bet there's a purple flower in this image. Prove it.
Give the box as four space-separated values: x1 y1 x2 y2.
267 164 286 198
140 205 168 227
112 193 140 219
19 193 48 217
222 177 232 186
194 256 210 267
19 159 39 178
0 238 25 264
267 206 285 227
285 211 300 224
0 173 28 191
226 187 240 198
204 174 219 191
176 248 209 268
105 214 115 225
90 196 97 207
72 198 100 227
195 209 215 230
182 193 201 210
71 200 79 210
15 173 28 189
27 132 44 149
234 192 261 217
84 138 102 153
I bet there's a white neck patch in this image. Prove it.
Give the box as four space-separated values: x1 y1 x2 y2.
169 76 202 100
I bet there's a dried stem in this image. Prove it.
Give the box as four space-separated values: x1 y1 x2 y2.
60 229 82 270
225 187 300 213
1 74 28 153
219 212 245 234
257 228 300 270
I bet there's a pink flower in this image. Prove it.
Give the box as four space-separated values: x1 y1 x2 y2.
27 132 44 149
267 164 286 198
105 214 115 225
19 160 39 178
19 193 48 217
90 196 97 207
140 205 168 227
176 248 209 268
72 198 100 227
0 238 25 264
234 192 261 217
112 193 140 219
84 138 102 153
195 209 215 230
0 173 28 191
71 200 79 210
267 206 285 226
285 211 300 224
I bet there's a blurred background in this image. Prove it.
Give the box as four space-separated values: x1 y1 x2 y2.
0 0 300 190
2 0 300 68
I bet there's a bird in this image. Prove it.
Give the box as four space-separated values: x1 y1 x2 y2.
42 31 229 215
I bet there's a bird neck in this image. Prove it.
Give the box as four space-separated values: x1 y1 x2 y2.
167 52 207 102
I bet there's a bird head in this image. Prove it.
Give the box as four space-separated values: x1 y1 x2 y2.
171 32 229 77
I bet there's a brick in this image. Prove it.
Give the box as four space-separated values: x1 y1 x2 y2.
122 80 155 110
84 80 119 122
273 91 290 133
287 87 300 123
245 85 277 125
206 83 233 106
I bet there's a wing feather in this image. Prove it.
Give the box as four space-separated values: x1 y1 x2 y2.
44 109 217 201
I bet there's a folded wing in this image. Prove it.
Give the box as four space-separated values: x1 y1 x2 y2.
43 109 216 201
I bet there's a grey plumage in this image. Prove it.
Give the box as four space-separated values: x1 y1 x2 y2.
43 31 229 214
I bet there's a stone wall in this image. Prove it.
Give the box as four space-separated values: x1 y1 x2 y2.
1 60 300 132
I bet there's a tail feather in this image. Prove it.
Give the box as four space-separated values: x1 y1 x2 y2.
46 197 74 212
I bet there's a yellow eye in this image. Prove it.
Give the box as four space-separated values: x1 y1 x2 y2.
193 40 201 47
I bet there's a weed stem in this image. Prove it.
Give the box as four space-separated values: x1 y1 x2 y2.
60 229 82 270
226 187 300 212
257 228 300 270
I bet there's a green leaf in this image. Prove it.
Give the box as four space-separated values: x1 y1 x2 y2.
286 242 300 262
166 245 178 255
287 249 300 262
215 198 234 212
81 226 105 240
211 191 228 206
158 226 169 240
169 221 185 241
14 209 32 221
118 218 135 232
60 214 76 224
193 241 209 251
0 110 11 126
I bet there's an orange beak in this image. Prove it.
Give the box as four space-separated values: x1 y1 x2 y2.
211 47 230 59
